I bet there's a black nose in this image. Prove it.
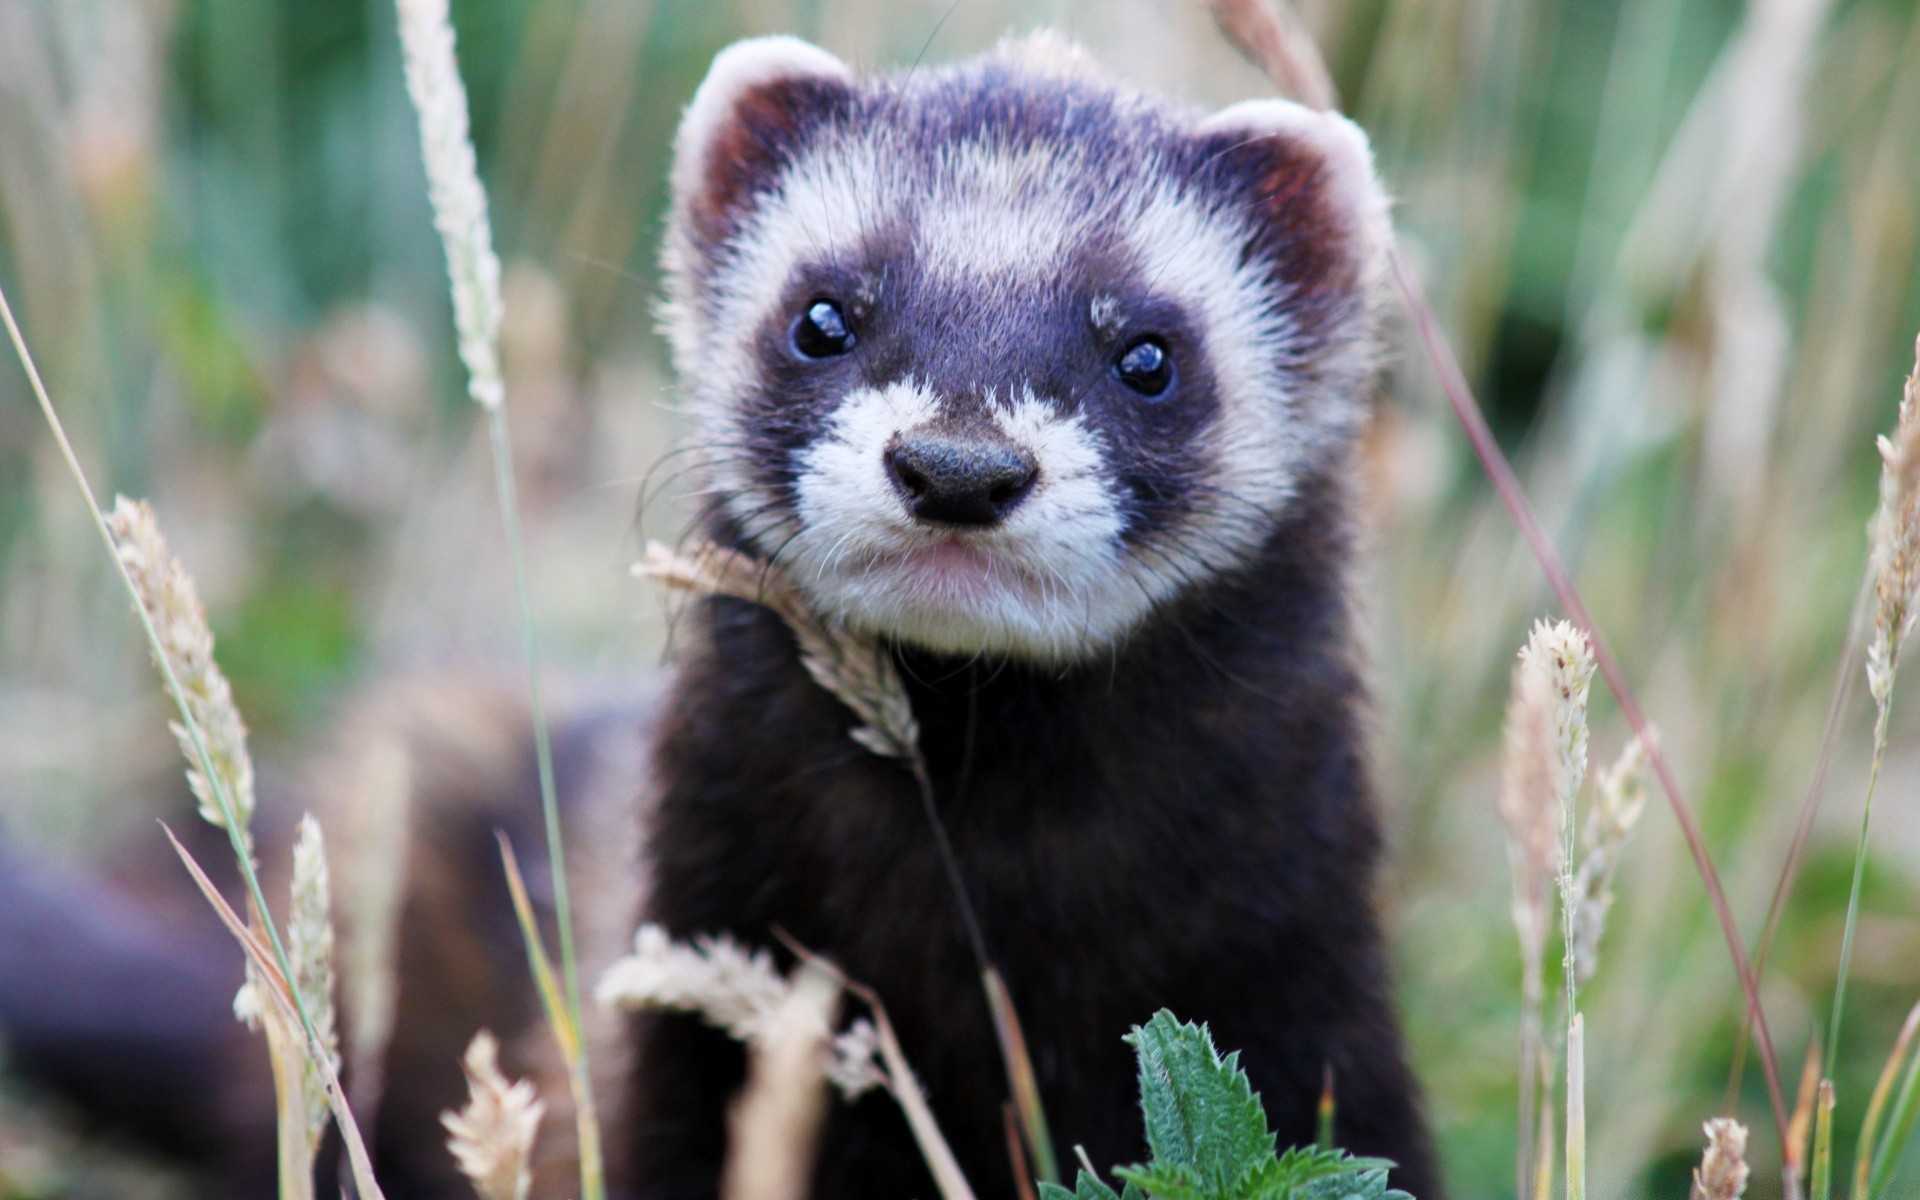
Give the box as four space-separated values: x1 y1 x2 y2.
885 435 1039 527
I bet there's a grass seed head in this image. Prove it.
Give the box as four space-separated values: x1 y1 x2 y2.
395 0 503 410
443 1031 545 1200
597 924 883 1100
1689 1117 1750 1200
289 814 341 1150
1498 654 1558 969
636 541 919 759
1867 334 1920 710
1571 734 1651 985
105 496 256 833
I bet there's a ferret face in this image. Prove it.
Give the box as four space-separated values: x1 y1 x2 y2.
663 34 1388 663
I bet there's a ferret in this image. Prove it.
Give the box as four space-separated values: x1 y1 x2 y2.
0 30 1440 1200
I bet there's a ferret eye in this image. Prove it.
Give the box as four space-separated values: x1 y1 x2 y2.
792 299 856 358
1115 337 1173 397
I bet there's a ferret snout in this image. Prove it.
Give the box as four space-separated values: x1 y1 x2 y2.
884 429 1039 528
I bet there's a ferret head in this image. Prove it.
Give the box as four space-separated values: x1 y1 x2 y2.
662 33 1389 664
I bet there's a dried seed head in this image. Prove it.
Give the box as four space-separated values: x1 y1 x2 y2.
105 496 255 832
636 541 919 759
1867 334 1920 710
1498 654 1558 970
1515 619 1596 1005
596 924 883 1101
827 1019 886 1099
1520 619 1597 814
1689 1117 1750 1200
289 814 341 1150
596 923 789 1044
1570 734 1650 985
395 0 503 409
443 1031 545 1200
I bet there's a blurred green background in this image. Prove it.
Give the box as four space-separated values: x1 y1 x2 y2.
3 0 1920 1195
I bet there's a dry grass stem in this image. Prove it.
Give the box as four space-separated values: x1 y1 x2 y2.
1202 0 1336 111
330 733 414 1121
164 828 387 1199
637 541 919 759
1498 652 1558 1199
105 496 256 834
780 941 978 1200
1866 335 1920 709
1786 1039 1823 1192
394 0 596 1189
722 964 841 1200
1571 735 1650 985
1689 1118 1751 1200
1566 1013 1586 1200
394 0 503 410
234 816 342 1194
443 1031 546 1200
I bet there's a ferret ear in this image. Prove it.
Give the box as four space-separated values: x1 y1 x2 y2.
1193 100 1389 299
670 37 856 252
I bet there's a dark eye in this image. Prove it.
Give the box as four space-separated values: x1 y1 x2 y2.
1114 337 1173 397
793 299 856 358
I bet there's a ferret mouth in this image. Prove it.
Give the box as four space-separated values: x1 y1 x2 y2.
868 536 1046 604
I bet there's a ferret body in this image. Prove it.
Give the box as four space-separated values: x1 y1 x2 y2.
0 31 1440 1200
626 32 1435 1198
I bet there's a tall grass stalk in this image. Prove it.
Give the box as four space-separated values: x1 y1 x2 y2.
1566 1014 1585 1200
1829 335 1920 1074
391 0 601 1194
1811 1081 1836 1200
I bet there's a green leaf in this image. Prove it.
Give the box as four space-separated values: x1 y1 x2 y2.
1294 1167 1412 1200
1114 1162 1205 1200
1123 1012 1277 1192
1040 1169 1140 1200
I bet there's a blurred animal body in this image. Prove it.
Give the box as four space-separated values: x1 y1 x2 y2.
0 32 1439 1200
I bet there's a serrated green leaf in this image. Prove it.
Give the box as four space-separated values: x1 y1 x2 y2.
1294 1167 1413 1200
1114 1162 1206 1200
1040 1170 1127 1200
1125 1012 1277 1191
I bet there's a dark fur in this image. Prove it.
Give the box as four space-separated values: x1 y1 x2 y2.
622 462 1438 1199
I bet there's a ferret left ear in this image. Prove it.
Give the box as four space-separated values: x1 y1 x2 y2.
669 37 855 253
1194 100 1389 292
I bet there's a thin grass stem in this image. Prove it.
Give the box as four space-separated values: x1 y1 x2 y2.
1811 1081 1836 1200
1828 704 1892 1076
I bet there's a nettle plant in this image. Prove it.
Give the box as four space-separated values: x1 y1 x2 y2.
1049 1012 1411 1200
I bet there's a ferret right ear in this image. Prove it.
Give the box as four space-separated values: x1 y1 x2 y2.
670 37 855 251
